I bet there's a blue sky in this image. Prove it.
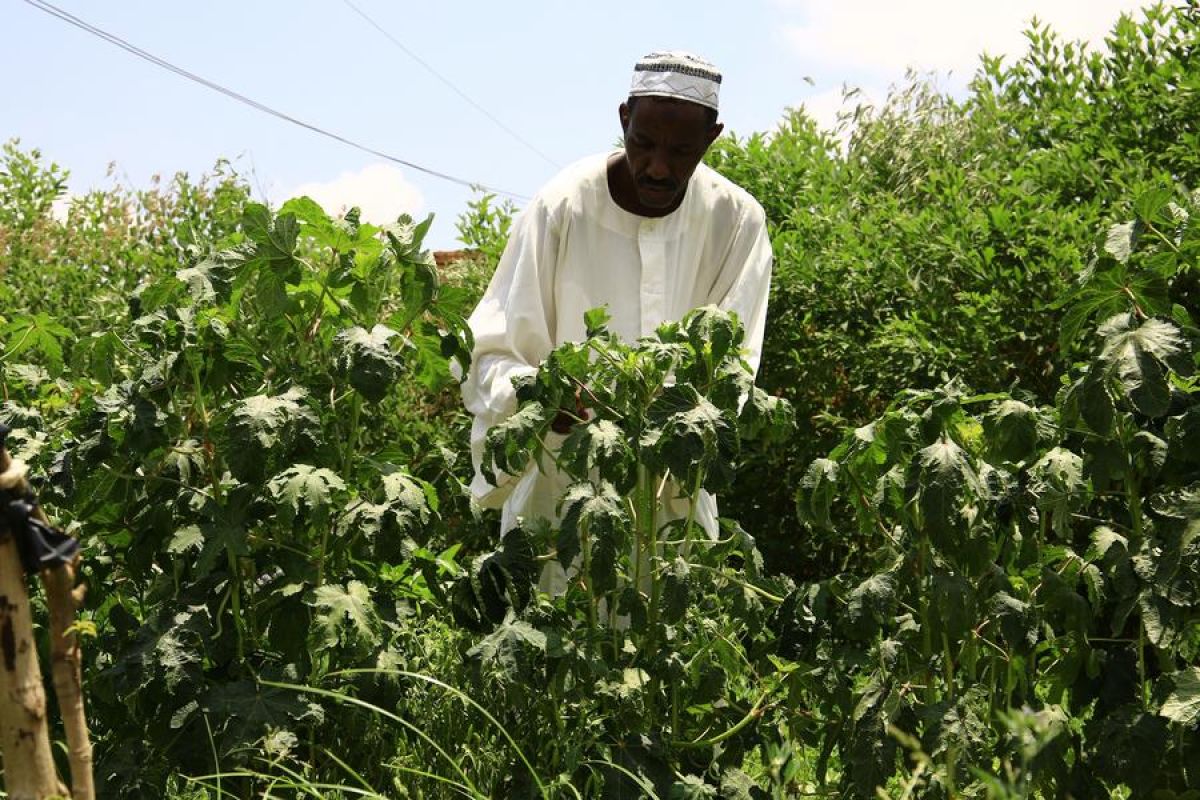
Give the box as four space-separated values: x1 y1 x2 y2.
3 0 1153 249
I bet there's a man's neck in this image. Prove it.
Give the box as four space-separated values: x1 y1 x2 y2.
606 152 685 218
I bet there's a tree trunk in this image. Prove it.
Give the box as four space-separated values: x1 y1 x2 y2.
0 532 67 800
42 558 94 800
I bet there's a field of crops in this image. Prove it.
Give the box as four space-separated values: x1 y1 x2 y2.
1 6 1199 798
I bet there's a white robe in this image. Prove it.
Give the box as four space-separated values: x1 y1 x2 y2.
461 151 773 543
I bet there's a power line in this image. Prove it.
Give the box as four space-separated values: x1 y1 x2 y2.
340 0 559 170
19 0 532 202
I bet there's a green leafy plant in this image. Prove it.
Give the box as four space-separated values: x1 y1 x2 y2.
706 4 1200 577
0 138 252 335
454 305 797 796
785 187 1200 798
3 198 478 796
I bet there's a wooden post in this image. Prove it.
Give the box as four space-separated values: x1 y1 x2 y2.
0 523 67 799
42 557 93 800
0 431 90 800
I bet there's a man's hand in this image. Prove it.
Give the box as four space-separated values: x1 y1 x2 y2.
550 387 589 434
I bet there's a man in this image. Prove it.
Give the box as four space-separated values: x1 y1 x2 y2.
461 51 773 548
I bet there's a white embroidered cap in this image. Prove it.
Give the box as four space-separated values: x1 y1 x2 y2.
629 51 721 112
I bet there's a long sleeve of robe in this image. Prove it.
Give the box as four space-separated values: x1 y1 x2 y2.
461 151 773 537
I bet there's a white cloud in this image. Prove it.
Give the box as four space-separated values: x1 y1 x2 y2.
779 1 1155 79
287 163 424 225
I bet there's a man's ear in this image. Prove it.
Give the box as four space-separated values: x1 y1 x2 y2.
707 122 725 145
618 102 631 133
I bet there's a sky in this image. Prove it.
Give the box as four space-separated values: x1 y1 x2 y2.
1 0 1158 249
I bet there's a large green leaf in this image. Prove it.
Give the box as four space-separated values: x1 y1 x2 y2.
1088 704 1169 795
167 524 205 555
310 580 379 649
1158 667 1200 727
278 195 341 243
1057 239 1170 350
221 387 318 482
465 617 547 682
921 687 990 760
1132 186 1179 225
102 606 208 695
560 418 636 492
1138 591 1185 649
988 591 1038 654
797 457 839 531
914 436 980 555
200 679 324 748
254 266 293 317
171 520 248 580
557 480 630 593
0 312 72 374
661 557 692 624
340 472 435 557
738 384 796 444
451 526 539 632
1149 484 1200 522
483 402 550 479
841 572 896 641
334 324 405 403
278 195 378 256
268 464 347 526
241 203 299 267
844 673 899 799
1087 526 1138 603
983 399 1054 464
1028 447 1086 537
1166 407 1200 467
929 574 977 645
381 470 437 525
646 385 739 493
1130 430 1168 479
669 775 719 799
1104 220 1139 263
681 304 743 376
175 258 231 305
387 228 439 326
1096 314 1190 417
1077 370 1115 435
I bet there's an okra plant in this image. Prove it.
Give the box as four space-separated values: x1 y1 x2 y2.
3 200 475 795
788 187 1200 798
455 305 796 796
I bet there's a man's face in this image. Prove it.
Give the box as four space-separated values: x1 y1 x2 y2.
620 96 723 210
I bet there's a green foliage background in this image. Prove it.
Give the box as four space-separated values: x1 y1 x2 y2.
705 6 1200 574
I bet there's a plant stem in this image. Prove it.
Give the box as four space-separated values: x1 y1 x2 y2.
190 357 246 661
942 631 956 702
342 393 362 480
226 550 245 662
918 534 936 706
1138 622 1149 710
672 688 772 749
646 472 661 630
686 564 785 604
671 683 680 739
635 466 655 610
581 518 597 651
317 525 331 590
302 254 338 340
1127 469 1144 539
1144 220 1182 254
